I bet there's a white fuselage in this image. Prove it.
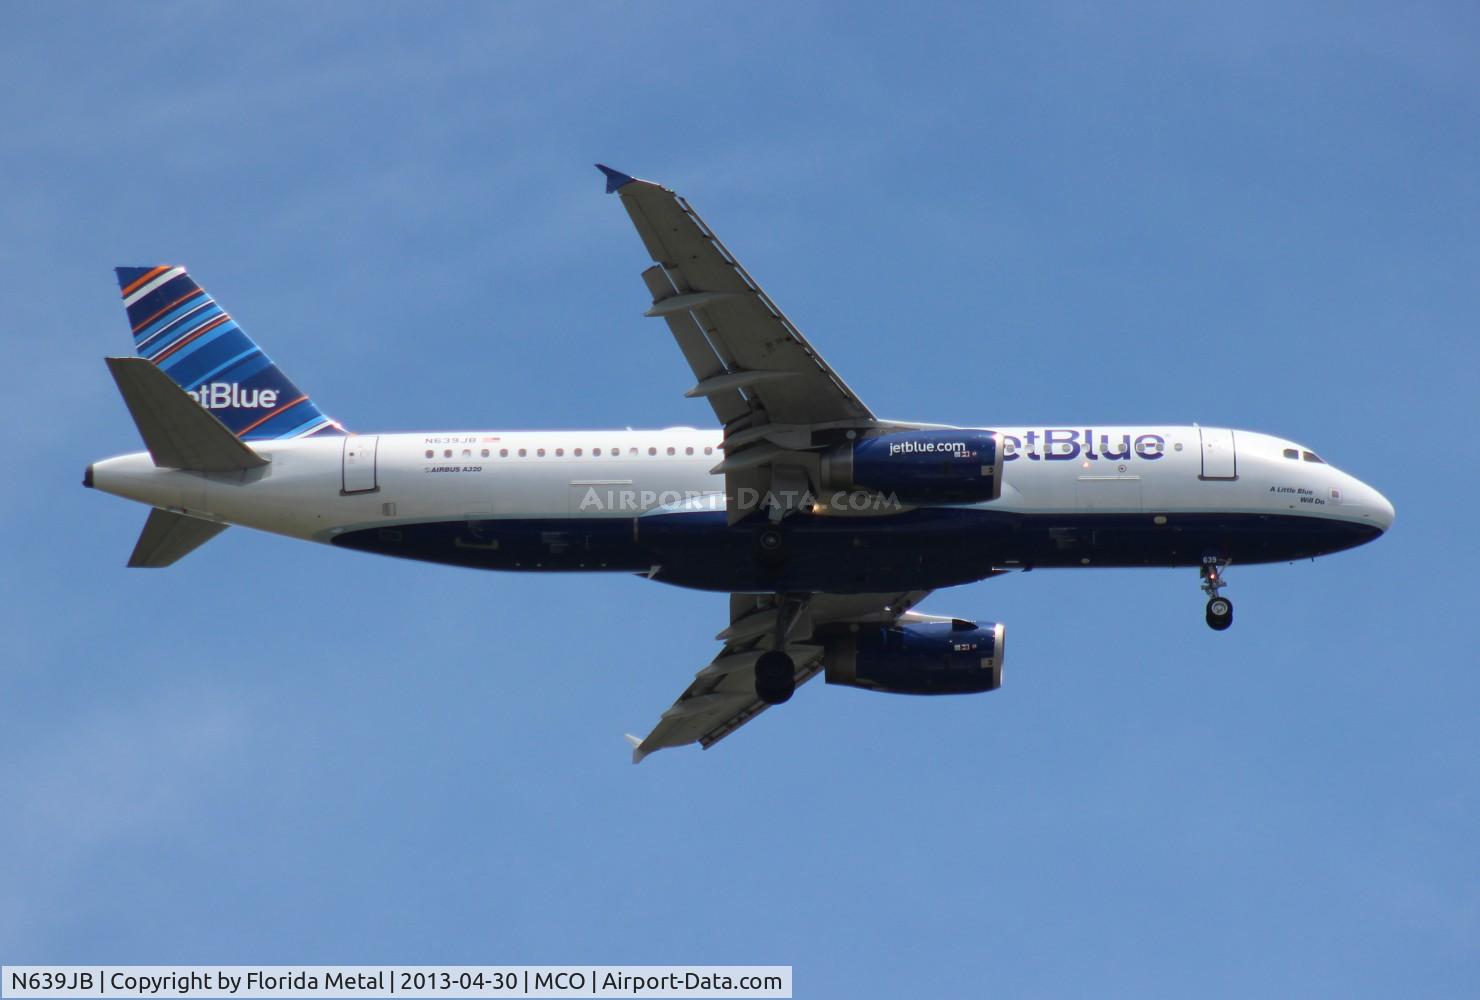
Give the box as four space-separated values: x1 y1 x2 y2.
90 425 1393 554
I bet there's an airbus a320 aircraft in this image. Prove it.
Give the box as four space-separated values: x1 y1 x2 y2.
86 165 1394 761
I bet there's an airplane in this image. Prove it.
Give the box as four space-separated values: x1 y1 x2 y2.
85 164 1394 762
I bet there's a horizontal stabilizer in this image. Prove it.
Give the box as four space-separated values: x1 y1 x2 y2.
128 508 229 568
105 357 268 471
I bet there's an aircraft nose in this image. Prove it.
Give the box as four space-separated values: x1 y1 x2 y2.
1370 487 1396 532
1348 476 1394 533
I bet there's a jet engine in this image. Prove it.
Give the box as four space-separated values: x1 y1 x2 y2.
819 430 1002 504
824 618 1005 695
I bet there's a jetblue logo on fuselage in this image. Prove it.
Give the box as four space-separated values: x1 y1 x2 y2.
188 382 279 409
1002 429 1165 462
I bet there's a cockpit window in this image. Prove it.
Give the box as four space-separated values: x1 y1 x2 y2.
1302 451 1325 464
1282 448 1299 460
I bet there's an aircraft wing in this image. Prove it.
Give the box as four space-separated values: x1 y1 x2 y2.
628 589 930 762
600 164 875 430
600 165 908 522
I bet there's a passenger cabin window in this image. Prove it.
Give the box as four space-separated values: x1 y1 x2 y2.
1283 448 1298 460
480 449 489 458
593 448 602 456
1302 451 1325 464
518 448 527 457
537 448 545 457
575 448 583 456
425 449 433 458
500 449 508 458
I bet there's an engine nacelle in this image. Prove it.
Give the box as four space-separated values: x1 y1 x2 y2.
824 619 1005 695
820 430 1002 504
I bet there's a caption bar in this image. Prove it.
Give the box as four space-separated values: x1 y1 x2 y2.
1 968 791 999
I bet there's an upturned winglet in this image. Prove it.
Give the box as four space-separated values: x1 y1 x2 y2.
595 163 636 194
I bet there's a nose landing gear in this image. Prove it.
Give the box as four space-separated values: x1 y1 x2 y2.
1201 557 1233 631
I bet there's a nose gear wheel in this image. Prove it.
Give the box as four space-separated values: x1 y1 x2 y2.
1201 557 1233 631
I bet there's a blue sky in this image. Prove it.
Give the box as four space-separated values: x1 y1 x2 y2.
2 3 1476 996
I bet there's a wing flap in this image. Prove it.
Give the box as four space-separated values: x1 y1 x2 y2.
639 266 749 425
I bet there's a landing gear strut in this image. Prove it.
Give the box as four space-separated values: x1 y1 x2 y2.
1201 557 1233 631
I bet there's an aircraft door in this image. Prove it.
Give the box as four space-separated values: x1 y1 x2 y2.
1198 427 1237 480
342 435 379 494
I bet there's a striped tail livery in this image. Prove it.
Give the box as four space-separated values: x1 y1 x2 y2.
115 266 343 440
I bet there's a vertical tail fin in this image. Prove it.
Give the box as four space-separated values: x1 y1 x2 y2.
115 266 344 440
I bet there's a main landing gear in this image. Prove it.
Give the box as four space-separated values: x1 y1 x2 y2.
754 595 802 705
1201 557 1233 631
755 649 795 705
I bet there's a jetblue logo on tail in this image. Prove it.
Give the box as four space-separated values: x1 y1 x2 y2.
188 382 279 409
